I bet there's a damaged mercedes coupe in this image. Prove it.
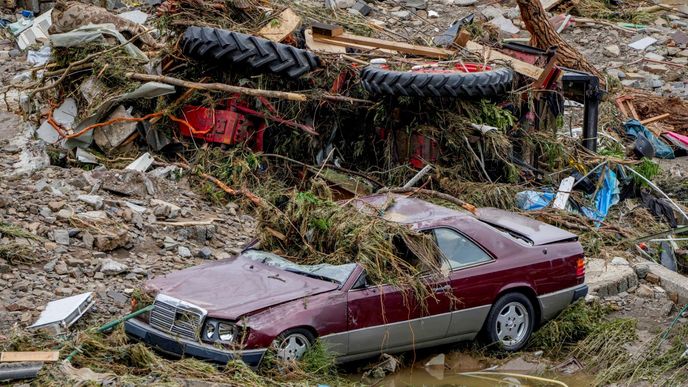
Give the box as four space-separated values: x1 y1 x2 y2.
125 194 587 366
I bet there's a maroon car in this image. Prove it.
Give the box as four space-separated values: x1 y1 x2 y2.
125 194 587 366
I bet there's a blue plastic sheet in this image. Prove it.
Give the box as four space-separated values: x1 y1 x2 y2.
580 167 620 223
515 191 555 211
625 119 675 159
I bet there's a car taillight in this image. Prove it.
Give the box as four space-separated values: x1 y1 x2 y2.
576 257 585 277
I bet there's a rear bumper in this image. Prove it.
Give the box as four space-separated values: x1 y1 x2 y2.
538 284 588 322
124 318 266 367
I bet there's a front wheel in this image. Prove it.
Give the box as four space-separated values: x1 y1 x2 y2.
484 293 534 351
272 329 315 362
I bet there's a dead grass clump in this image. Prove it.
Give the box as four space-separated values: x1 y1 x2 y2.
0 222 39 240
257 187 444 303
528 300 609 357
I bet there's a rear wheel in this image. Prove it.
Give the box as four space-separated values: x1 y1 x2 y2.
272 328 315 362
484 293 534 351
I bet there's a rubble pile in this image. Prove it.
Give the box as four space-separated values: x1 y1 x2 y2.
1 0 688 384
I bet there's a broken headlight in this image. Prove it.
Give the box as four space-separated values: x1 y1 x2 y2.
202 319 242 344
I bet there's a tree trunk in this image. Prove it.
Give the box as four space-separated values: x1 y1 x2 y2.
516 0 604 82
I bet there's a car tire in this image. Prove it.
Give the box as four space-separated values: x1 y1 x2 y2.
360 65 513 98
181 26 320 79
484 293 534 351
272 328 315 362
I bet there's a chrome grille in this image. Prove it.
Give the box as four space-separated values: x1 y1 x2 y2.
149 294 207 341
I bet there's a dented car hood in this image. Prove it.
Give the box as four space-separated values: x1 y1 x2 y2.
144 255 339 320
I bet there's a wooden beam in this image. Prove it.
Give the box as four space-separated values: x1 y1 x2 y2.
453 29 472 48
540 0 563 11
313 31 455 58
311 35 397 54
311 22 344 37
464 41 544 79
640 113 670 126
258 8 301 42
1 351 60 362
305 30 346 53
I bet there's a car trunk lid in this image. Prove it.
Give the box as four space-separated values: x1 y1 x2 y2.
476 207 578 246
144 255 339 320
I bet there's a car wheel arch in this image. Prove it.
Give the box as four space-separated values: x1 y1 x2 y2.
492 286 541 327
276 325 319 341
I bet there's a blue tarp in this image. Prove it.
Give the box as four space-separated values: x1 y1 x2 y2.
580 167 620 223
515 191 555 211
625 119 675 159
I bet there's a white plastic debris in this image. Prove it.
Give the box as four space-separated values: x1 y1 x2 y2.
125 152 154 172
29 292 95 334
628 37 657 50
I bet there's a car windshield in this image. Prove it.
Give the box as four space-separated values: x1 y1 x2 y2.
243 249 356 284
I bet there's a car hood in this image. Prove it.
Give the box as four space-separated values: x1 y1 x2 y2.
144 255 339 320
476 207 578 246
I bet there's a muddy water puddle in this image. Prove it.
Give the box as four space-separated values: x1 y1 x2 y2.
366 352 595 387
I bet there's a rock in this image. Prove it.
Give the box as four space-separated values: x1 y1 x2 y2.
47 200 66 211
53 229 70 245
82 231 95 249
8 49 20 58
480 5 503 20
351 0 372 16
644 52 665 61
678 49 688 57
55 287 74 296
621 79 640 88
94 230 130 252
489 15 520 34
454 0 476 4
635 264 649 279
646 272 661 284
178 246 192 258
328 0 355 8
585 294 600 303
391 10 411 18
636 284 654 298
197 247 213 259
100 258 128 275
56 208 74 219
606 68 626 79
428 9 438 17
54 261 69 275
163 236 178 249
151 199 181 219
611 257 629 266
604 45 620 57
43 259 57 273
78 194 104 210
405 0 426 9
77 211 109 222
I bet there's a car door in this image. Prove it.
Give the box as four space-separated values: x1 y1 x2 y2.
346 269 453 356
431 227 497 337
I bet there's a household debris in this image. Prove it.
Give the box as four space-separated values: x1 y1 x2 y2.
28 292 95 334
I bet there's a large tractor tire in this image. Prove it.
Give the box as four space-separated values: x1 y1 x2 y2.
182 27 320 79
360 66 514 98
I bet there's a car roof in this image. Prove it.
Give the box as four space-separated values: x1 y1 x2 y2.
350 193 472 226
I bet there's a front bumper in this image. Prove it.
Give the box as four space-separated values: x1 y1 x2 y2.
124 318 266 367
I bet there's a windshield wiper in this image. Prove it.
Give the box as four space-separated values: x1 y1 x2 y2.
284 268 340 284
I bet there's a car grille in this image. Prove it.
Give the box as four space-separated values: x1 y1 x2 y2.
149 294 207 341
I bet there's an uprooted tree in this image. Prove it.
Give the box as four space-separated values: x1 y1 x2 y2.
516 0 604 81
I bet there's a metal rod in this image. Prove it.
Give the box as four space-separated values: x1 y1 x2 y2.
403 164 433 188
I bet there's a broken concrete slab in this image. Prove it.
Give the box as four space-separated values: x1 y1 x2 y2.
36 98 77 144
629 36 657 50
586 258 639 298
125 152 153 172
635 259 688 304
93 105 138 152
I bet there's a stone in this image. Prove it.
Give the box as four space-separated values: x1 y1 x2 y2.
327 0 355 8
611 257 629 266
197 247 213 259
53 229 70 245
151 199 181 219
82 232 95 249
100 258 128 275
644 64 668 74
48 200 66 211
606 68 626 79
178 246 192 258
629 36 657 50
351 0 372 16
55 287 74 296
94 231 130 252
76 211 109 222
479 5 503 20
635 264 649 279
44 259 57 273
636 284 654 298
54 261 69 275
390 10 411 18
489 15 519 34
78 194 104 210
644 52 665 61
621 79 640 88
646 272 661 284
93 106 139 151
56 208 75 219
454 0 476 4
405 0 426 9
604 45 620 57
678 49 688 57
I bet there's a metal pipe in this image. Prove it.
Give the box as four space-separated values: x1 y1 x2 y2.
582 77 601 152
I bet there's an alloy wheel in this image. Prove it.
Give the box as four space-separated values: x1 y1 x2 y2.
495 301 529 347
275 333 310 362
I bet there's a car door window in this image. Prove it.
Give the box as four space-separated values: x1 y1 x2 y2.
433 228 492 269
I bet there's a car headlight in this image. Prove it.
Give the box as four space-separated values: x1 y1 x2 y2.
202 319 244 344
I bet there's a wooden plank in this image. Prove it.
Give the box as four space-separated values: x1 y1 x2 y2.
312 35 397 54
541 0 563 11
314 32 455 58
311 22 344 37
258 8 301 42
640 113 670 126
453 29 472 47
464 41 544 79
305 30 346 53
1 351 60 362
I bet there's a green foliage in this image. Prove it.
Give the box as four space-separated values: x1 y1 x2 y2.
632 158 661 187
301 340 338 376
476 100 516 130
